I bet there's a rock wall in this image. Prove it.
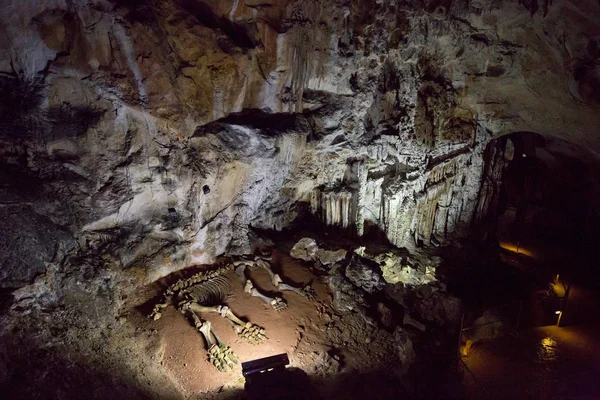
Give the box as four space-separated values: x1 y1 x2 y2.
2 0 600 283
1 0 599 395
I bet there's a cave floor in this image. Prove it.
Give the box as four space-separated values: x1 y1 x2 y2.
461 266 600 400
462 323 600 400
128 250 401 399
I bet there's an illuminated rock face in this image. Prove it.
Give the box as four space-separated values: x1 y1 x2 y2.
1 1 599 397
290 238 348 266
1 1 600 283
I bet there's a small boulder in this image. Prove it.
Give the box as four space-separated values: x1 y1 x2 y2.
290 238 319 261
290 238 347 265
345 256 386 294
316 248 347 265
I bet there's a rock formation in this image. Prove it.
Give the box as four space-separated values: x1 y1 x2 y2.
290 237 348 266
1 0 599 397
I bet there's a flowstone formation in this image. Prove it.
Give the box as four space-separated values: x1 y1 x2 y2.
0 0 599 398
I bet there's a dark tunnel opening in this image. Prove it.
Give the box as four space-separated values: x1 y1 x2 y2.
493 132 600 284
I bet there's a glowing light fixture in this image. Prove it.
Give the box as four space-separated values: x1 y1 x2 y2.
556 310 564 327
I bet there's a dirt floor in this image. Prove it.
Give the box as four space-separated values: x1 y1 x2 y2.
128 249 403 399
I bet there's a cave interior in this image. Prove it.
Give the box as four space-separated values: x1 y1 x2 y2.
1 0 600 399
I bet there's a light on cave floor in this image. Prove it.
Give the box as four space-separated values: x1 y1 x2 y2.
541 337 556 347
540 336 558 358
498 240 536 258
539 337 558 362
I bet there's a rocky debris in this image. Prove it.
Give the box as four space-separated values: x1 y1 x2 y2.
325 247 463 343
290 238 320 261
292 301 408 397
344 255 386 294
0 205 75 288
383 262 433 287
358 247 439 287
0 254 182 399
360 247 462 327
413 287 463 327
325 246 462 333
290 238 347 267
317 248 349 267
402 313 427 333
327 267 372 324
375 302 395 329
394 328 416 373
306 350 342 376
383 274 462 329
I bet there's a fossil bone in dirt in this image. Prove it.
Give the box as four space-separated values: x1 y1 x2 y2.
149 253 315 370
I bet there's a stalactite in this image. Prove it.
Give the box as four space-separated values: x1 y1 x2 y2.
356 161 368 236
433 187 453 239
331 193 339 225
473 138 507 225
341 192 352 228
427 157 459 187
319 190 355 229
324 192 332 224
276 134 306 165
310 189 320 214
375 151 481 249
380 188 417 249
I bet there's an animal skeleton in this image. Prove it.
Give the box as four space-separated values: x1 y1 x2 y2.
150 253 315 371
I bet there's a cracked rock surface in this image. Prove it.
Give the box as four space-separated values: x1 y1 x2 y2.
0 0 599 398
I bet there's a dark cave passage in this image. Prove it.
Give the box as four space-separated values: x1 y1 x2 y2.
455 132 600 400
493 132 600 283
